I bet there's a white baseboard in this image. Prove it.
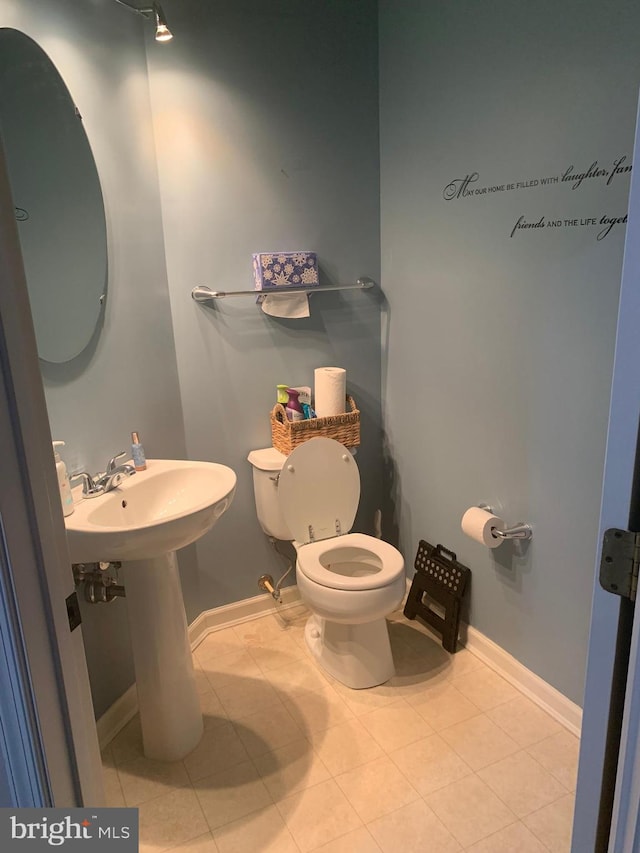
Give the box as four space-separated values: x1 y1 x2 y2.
96 683 139 751
96 586 302 750
461 624 582 736
402 578 581 735
98 581 582 749
188 585 301 650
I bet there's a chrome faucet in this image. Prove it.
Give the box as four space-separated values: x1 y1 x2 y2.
71 451 136 499
105 451 136 478
96 465 135 493
71 471 105 499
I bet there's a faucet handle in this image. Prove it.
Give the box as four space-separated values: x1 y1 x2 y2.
70 471 105 498
107 451 128 474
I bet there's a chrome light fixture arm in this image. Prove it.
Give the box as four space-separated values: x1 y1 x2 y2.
113 0 173 42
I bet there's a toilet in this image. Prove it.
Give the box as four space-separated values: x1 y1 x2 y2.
247 437 405 689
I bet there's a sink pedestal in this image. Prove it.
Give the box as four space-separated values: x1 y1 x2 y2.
123 552 203 761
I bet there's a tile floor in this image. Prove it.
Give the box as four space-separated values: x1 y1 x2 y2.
102 606 579 852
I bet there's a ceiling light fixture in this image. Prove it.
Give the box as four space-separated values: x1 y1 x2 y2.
114 0 174 43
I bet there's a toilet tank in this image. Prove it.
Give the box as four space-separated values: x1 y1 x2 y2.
247 447 292 541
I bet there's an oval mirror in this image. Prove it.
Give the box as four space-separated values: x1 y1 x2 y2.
0 29 107 363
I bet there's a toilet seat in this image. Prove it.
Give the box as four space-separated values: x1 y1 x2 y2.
297 532 405 591
278 438 360 544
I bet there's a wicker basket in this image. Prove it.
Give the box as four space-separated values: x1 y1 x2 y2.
271 395 360 455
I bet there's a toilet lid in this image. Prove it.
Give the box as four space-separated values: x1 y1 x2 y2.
278 438 360 544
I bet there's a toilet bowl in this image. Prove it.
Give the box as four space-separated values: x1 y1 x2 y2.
248 437 405 688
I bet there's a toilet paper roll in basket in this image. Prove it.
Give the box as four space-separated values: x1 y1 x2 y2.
461 506 506 549
314 367 346 417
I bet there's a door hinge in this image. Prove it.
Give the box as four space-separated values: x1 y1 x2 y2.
66 591 82 632
599 528 640 602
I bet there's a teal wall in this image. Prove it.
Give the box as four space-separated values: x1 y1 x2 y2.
0 0 187 717
379 0 640 704
146 0 382 620
1 0 382 717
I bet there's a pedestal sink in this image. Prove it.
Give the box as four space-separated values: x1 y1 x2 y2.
65 459 236 762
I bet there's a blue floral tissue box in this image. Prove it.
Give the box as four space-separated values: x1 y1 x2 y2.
252 251 319 290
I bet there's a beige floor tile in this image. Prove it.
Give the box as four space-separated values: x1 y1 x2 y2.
194 664 215 696
195 628 246 665
385 639 453 700
331 679 399 716
306 718 384 776
265 657 332 696
166 833 219 852
387 627 433 669
101 745 116 768
253 737 331 801
284 683 354 733
118 755 190 806
212 805 298 853
233 700 304 757
102 751 126 809
138 787 209 852
102 760 125 806
216 676 282 719
110 716 145 766
283 603 310 621
425 774 517 848
440 714 520 770
194 760 273 832
335 755 420 823
386 673 453 703
527 730 579 791
312 826 380 853
248 635 306 672
387 618 447 661
443 648 486 678
234 614 291 646
266 605 308 638
409 681 481 731
199 691 229 730
289 621 313 650
389 733 473 796
104 780 126 808
104 610 581 853
388 618 482 679
183 722 249 783
201 650 263 691
487 695 563 747
466 820 547 852
368 799 462 852
360 699 434 752
478 750 568 817
524 793 575 852
451 667 520 710
276 778 362 852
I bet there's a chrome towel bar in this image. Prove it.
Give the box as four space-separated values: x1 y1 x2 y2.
191 277 375 303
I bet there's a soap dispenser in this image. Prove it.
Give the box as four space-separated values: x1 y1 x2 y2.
52 441 74 517
285 388 304 421
131 431 147 471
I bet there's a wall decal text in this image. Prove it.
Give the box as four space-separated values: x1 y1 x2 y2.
442 156 631 240
443 156 631 201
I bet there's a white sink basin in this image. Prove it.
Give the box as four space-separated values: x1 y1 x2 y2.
65 458 236 563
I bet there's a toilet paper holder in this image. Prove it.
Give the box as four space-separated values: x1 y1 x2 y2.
479 505 533 541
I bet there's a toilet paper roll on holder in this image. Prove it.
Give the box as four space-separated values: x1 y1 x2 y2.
479 504 533 541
